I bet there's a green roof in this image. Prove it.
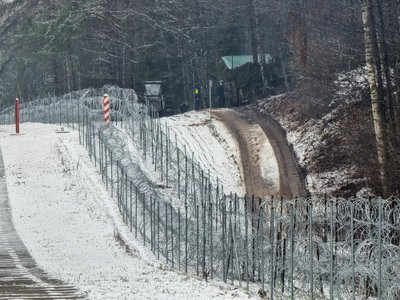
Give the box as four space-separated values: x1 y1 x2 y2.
221 54 272 70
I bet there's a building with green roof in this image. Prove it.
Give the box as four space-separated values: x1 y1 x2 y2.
221 54 272 70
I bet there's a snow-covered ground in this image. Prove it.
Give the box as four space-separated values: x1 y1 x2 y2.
0 123 259 299
163 110 245 196
163 109 279 197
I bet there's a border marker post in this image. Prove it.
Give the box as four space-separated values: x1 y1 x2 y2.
104 94 110 127
15 98 20 134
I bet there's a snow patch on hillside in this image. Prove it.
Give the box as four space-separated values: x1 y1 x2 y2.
259 134 280 192
164 110 245 196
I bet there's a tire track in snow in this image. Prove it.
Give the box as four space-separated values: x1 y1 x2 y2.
212 109 279 199
239 108 307 198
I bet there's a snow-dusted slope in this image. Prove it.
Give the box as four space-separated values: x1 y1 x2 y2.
0 123 258 299
253 69 374 196
163 110 246 196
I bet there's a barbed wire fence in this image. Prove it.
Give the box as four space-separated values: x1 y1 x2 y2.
1 87 400 299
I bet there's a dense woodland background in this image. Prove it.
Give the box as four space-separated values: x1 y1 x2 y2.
0 0 399 195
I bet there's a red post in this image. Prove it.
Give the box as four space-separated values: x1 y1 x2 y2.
103 94 110 127
15 98 20 134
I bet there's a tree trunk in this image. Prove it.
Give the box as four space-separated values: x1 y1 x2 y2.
361 0 389 195
387 0 400 146
252 0 267 92
374 0 395 126
247 0 267 95
279 46 290 92
374 0 399 193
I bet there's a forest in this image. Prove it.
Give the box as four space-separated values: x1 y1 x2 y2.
0 0 399 195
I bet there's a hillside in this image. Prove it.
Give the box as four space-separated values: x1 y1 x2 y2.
251 71 379 197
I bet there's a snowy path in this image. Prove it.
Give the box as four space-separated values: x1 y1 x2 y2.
212 109 280 198
0 123 258 299
0 146 82 299
238 108 308 198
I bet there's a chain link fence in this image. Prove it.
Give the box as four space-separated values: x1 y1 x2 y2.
1 87 400 299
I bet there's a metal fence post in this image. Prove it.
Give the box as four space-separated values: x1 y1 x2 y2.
143 193 146 246
178 208 181 271
93 125 97 167
135 187 138 238
98 131 102 177
229 198 234 285
351 200 355 300
130 181 133 232
160 126 164 182
251 195 256 282
196 205 199 276
185 147 188 206
165 202 168 264
170 203 174 268
330 200 334 300
210 202 214 279
66 97 69 128
222 196 227 283
245 195 249 290
289 203 294 300
59 98 61 126
157 200 160 260
176 133 180 199
166 124 169 187
117 162 120 210
123 170 127 222
150 196 154 252
110 151 113 197
151 113 155 164
309 201 314 300
270 204 275 300
378 197 382 300
202 199 206 277
185 204 188 273
105 145 109 191
260 204 265 295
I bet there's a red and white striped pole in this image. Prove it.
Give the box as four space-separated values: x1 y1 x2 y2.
15 98 20 134
103 94 110 126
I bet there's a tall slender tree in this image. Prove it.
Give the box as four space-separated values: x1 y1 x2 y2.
361 0 389 195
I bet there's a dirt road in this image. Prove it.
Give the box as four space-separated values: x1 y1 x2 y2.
212 108 307 199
